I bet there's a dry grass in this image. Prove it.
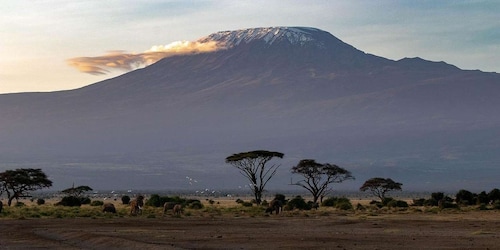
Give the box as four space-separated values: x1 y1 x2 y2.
1 196 499 220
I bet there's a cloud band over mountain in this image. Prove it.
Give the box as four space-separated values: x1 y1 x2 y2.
67 41 220 75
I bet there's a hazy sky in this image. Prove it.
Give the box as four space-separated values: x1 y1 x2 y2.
1 0 498 94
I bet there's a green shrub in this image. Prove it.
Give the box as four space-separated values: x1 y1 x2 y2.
15 202 26 207
286 196 310 210
37 199 45 205
412 198 425 206
456 189 476 205
336 201 353 210
478 204 488 210
387 200 409 208
241 202 253 207
493 200 500 210
321 197 352 210
488 188 500 202
369 200 383 208
356 203 366 210
187 200 203 209
146 194 161 207
121 195 131 205
91 200 104 206
321 197 337 207
235 199 244 204
146 195 189 207
57 196 81 207
382 197 395 206
80 197 91 205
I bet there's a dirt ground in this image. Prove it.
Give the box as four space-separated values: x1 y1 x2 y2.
1 210 499 250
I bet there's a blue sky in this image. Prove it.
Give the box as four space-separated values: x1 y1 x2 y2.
1 0 498 94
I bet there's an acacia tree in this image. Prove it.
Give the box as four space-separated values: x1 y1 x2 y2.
0 168 52 206
291 159 354 204
225 150 284 204
359 177 402 202
61 185 93 197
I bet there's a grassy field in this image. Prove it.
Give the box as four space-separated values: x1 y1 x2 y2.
1 197 500 249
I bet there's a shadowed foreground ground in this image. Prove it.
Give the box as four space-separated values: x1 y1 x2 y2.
1 212 499 249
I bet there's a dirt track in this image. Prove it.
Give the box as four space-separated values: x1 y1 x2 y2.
1 211 500 249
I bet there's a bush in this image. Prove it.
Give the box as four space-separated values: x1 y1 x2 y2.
286 196 310 210
57 196 81 207
488 188 500 202
412 198 425 206
477 191 489 205
321 197 337 207
121 195 131 205
145 194 161 207
382 197 395 206
146 195 188 207
431 192 445 202
387 200 409 208
235 199 244 204
321 197 352 210
456 189 476 205
369 200 383 208
15 202 26 207
37 198 45 205
241 202 253 207
187 200 203 209
356 203 366 210
493 200 500 210
80 197 91 205
336 201 353 210
91 200 104 206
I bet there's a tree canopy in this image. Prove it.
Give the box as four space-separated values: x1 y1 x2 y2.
0 168 52 206
291 159 354 204
225 150 284 204
61 185 93 197
359 177 402 202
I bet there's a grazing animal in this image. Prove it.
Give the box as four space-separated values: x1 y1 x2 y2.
102 203 116 213
312 202 319 210
266 199 283 215
130 195 144 216
163 202 176 214
172 204 183 216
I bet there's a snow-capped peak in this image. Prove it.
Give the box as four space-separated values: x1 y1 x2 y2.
197 27 325 48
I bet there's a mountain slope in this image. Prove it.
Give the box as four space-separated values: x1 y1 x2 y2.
0 27 499 191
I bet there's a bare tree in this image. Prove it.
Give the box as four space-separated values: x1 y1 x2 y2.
291 159 354 204
225 150 284 204
359 177 402 202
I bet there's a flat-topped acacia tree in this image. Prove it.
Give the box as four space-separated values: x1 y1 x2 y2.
0 168 52 206
360 177 402 203
225 150 284 204
291 159 354 204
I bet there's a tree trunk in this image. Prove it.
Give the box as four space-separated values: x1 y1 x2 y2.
8 196 15 206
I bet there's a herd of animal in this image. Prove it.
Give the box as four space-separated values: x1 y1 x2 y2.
101 195 183 216
101 196 284 216
0 195 283 216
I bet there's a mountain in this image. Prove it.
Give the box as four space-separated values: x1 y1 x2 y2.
1 27 499 192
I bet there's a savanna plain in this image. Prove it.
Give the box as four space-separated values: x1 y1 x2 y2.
1 198 499 250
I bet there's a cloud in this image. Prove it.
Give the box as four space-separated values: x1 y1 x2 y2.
67 40 221 75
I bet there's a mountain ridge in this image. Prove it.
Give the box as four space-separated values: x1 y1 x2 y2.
0 27 499 191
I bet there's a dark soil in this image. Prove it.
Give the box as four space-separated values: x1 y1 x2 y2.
1 212 499 249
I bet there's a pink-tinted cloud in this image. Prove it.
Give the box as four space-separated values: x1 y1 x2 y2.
67 41 220 75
